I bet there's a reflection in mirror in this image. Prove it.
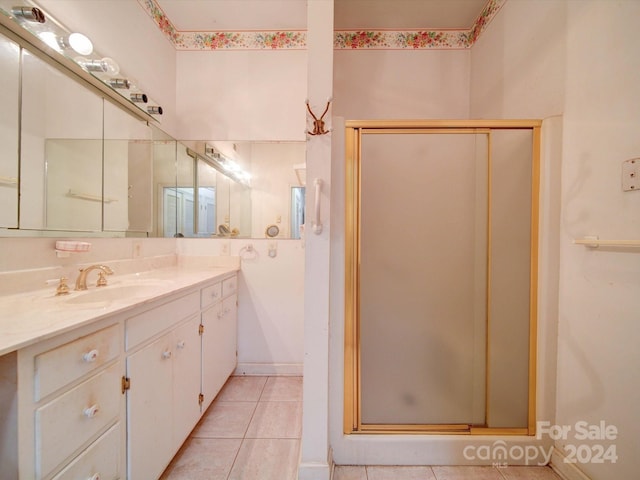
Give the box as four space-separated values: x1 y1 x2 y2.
196 156 217 237
181 141 306 239
20 48 103 231
0 32 19 228
290 186 306 239
151 126 177 238
103 101 152 234
216 171 231 236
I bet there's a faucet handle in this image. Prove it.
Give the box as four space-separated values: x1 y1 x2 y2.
55 277 70 296
97 272 108 287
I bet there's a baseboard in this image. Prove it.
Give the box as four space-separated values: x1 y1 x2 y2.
234 362 303 376
550 447 592 480
297 448 333 480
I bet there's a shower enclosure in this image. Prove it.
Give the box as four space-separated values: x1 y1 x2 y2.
344 120 541 435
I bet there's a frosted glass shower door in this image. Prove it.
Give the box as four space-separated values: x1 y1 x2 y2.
359 132 488 426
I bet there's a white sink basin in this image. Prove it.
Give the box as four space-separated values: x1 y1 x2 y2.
64 283 163 305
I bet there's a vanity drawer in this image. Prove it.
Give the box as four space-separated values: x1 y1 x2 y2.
126 291 199 350
34 324 119 401
51 423 122 480
222 275 237 298
36 362 122 479
201 282 222 309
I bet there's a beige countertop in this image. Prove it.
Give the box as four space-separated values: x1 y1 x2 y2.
0 265 238 356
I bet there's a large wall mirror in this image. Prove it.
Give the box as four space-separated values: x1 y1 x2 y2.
0 25 306 240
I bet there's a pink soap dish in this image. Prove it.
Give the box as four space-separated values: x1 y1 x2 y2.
55 241 91 257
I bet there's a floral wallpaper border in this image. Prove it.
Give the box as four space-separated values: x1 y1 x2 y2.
138 0 505 51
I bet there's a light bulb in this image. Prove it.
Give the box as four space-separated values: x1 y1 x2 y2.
39 32 62 53
68 33 93 55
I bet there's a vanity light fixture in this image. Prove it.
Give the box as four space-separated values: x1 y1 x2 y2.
205 146 218 158
11 6 45 23
75 56 119 75
147 105 163 115
203 145 251 187
107 78 130 89
130 93 148 103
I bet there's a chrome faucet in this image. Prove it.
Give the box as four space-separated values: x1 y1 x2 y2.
75 265 114 291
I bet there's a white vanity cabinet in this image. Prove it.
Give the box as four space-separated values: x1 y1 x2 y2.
0 269 239 480
201 275 238 410
15 320 127 480
125 300 202 480
124 272 238 479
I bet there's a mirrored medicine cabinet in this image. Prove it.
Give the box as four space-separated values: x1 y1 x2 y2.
0 17 306 240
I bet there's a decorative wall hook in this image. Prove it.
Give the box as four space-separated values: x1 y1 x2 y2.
306 99 331 136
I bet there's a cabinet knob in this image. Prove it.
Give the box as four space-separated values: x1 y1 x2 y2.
162 350 172 359
177 340 186 349
83 404 100 418
87 473 101 480
82 349 99 362
211 291 218 298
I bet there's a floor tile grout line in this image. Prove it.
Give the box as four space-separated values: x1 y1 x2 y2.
225 437 246 480
256 375 270 402
224 375 269 480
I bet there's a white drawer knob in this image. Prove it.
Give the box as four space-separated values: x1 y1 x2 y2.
87 473 100 480
162 350 172 359
82 349 99 363
212 291 218 298
177 340 186 349
83 404 100 418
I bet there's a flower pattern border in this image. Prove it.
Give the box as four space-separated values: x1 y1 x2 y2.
138 0 505 50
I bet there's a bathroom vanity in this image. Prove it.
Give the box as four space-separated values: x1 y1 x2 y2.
0 265 238 480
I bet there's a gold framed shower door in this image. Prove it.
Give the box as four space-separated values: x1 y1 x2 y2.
344 120 542 436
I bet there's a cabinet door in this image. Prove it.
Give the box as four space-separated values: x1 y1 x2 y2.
219 295 238 380
172 315 201 450
201 295 237 408
126 333 173 480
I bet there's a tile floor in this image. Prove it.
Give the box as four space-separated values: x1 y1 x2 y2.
333 465 563 480
162 375 562 480
161 375 302 480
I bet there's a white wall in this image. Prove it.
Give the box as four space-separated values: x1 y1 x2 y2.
175 50 307 141
334 49 471 119
471 1 640 479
